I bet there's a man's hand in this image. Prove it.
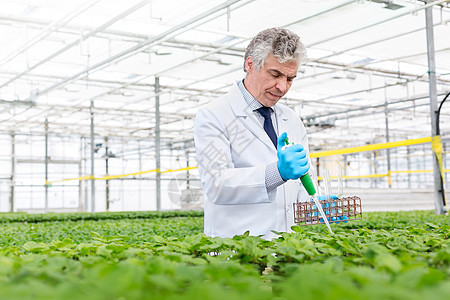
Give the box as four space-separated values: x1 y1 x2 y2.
277 132 310 181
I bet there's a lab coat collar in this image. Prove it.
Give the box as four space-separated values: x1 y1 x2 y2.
275 105 290 139
228 81 290 151
229 81 250 117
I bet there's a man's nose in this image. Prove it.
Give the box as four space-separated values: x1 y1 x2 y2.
275 79 288 93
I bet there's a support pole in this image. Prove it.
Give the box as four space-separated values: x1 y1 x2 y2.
83 137 88 211
155 77 161 211
10 133 15 212
316 157 320 184
425 1 445 214
444 142 448 191
372 151 377 188
343 155 347 189
105 136 110 211
357 154 361 188
422 144 427 189
186 148 190 190
79 137 83 211
138 140 142 210
45 118 49 212
384 87 391 188
407 146 411 189
90 100 95 212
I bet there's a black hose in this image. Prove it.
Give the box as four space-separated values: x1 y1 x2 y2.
435 91 450 213
436 91 450 135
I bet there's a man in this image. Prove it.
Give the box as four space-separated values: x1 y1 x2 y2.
194 28 311 239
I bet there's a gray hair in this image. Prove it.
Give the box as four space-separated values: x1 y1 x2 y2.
243 27 307 72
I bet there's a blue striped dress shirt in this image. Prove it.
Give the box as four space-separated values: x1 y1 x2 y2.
236 79 286 191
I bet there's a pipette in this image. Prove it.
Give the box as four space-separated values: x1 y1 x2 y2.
282 137 333 234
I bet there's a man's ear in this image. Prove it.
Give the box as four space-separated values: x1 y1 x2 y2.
244 56 254 73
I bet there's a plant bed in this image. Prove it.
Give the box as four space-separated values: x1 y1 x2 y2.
0 210 448 299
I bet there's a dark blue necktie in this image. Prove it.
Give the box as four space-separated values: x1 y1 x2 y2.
257 107 277 149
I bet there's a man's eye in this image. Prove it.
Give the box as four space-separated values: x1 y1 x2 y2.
271 73 279 78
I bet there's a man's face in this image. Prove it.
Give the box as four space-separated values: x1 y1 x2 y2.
244 53 298 107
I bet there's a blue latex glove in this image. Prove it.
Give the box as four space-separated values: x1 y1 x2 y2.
316 195 349 224
277 132 310 181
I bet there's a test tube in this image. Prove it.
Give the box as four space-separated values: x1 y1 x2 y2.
338 166 344 199
323 167 331 201
337 166 344 217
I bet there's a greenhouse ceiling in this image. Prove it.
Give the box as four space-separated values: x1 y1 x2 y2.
0 0 449 151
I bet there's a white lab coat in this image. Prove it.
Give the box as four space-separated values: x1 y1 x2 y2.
194 81 311 239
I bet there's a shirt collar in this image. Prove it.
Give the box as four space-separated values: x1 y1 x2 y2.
237 79 268 111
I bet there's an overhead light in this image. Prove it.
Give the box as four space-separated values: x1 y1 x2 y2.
202 56 231 66
64 86 79 93
331 71 356 80
384 2 403 10
346 72 357 80
351 57 375 65
370 0 404 10
126 74 139 80
305 118 336 129
121 90 134 97
155 49 172 56
214 35 239 44
103 151 117 159
218 61 232 66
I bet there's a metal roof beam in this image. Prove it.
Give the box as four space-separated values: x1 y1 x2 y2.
0 0 149 90
23 0 248 101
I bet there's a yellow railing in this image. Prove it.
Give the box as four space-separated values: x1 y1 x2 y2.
45 166 198 185
46 136 448 187
309 136 432 158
